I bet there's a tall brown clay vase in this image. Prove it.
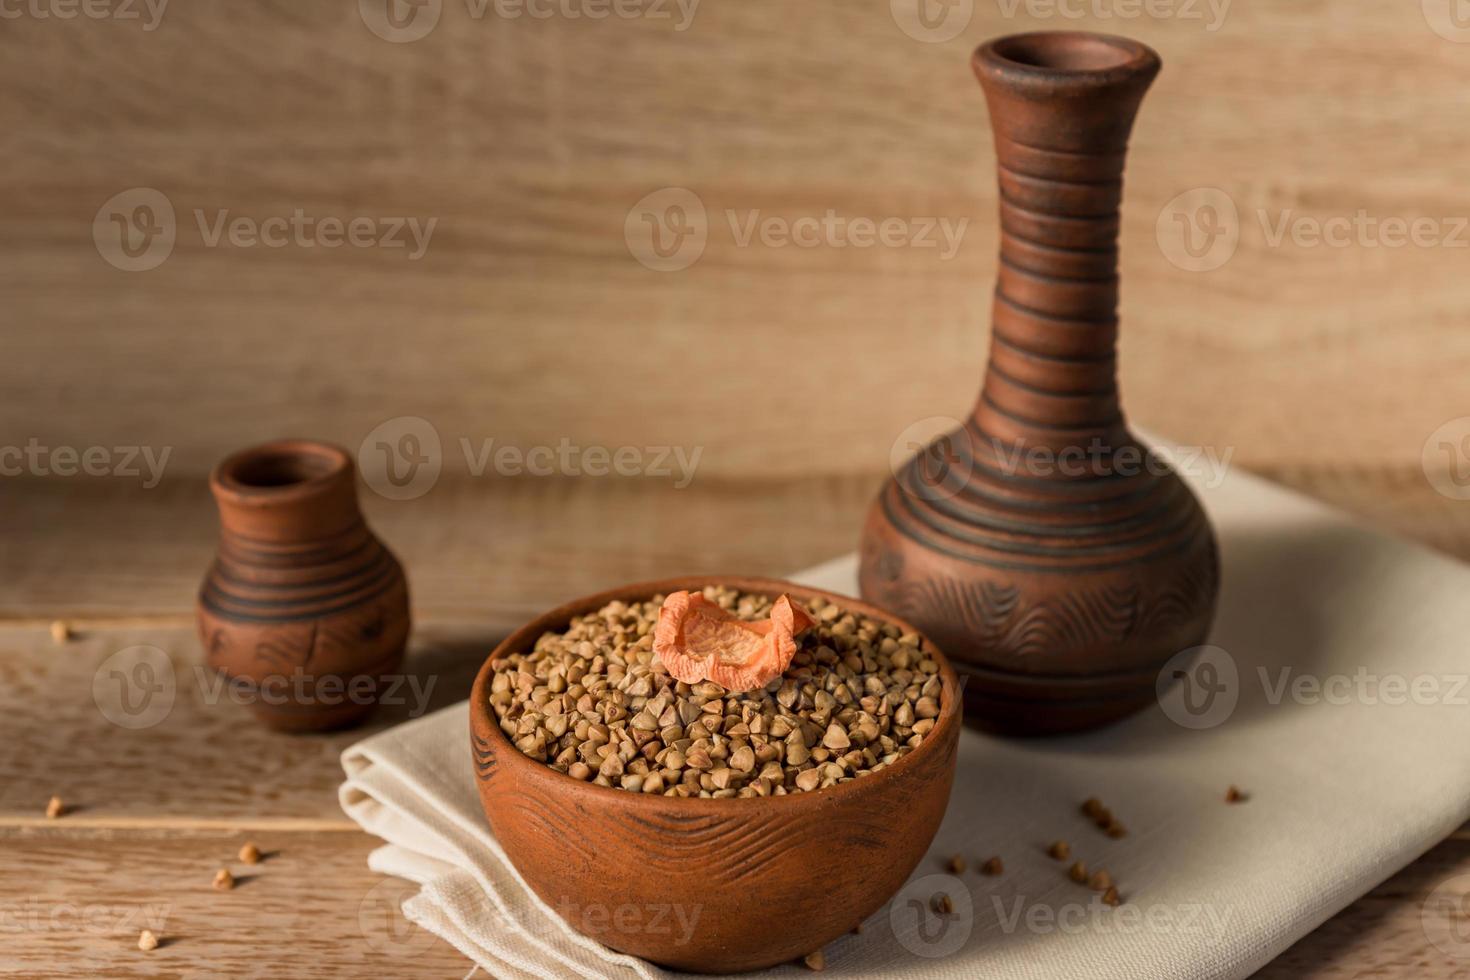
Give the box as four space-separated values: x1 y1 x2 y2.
197 440 411 732
860 32 1219 736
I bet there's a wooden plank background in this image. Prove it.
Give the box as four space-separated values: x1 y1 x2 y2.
3 0 1469 485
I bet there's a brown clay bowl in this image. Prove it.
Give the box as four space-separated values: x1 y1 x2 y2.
468 576 962 973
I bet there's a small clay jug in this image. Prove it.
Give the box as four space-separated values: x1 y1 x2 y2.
197 440 411 732
860 32 1219 735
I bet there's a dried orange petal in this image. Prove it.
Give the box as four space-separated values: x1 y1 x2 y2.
653 591 816 693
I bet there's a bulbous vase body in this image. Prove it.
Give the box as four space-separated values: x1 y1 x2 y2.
860 33 1219 735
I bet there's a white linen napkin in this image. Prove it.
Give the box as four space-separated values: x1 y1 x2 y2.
340 465 1470 979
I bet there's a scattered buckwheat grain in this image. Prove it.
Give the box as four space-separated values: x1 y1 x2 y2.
1102 886 1121 907
488 587 942 797
1068 861 1088 883
50 620 71 644
45 796 65 819
1226 785 1248 804
981 856 1003 876
1047 840 1070 861
213 869 235 891
947 855 967 874
931 893 954 915
137 930 159 951
802 950 826 972
239 842 262 865
1088 869 1112 891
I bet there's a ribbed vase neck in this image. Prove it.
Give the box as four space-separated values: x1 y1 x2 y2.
970 32 1159 461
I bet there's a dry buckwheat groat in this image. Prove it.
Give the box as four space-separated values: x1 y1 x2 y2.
488 587 943 798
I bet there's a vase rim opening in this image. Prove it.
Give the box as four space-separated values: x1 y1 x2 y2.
979 31 1158 80
212 439 352 501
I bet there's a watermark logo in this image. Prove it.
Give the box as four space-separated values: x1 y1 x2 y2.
889 873 973 958
0 0 169 30
1423 0 1470 43
1424 874 1470 958
1160 647 1470 729
94 189 438 270
891 0 973 43
993 0 1230 31
359 416 444 501
890 417 973 503
1157 644 1238 730
1157 187 1238 273
889 423 1233 500
93 645 177 730
1161 187 1470 273
93 188 175 273
1423 417 1470 501
360 0 442 42
359 878 439 956
626 187 707 272
358 416 704 500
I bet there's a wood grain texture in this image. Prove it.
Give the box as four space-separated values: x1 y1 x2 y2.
0 829 469 979
1256 836 1470 980
3 465 1463 626
2 476 1470 977
0 473 881 623
0 621 489 825
2 2 1468 484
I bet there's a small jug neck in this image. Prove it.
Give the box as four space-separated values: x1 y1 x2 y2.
208 440 363 542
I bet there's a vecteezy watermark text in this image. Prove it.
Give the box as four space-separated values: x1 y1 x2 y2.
92 645 438 730
726 210 968 260
553 899 702 946
1158 188 1470 272
993 0 1230 31
992 895 1234 938
0 0 168 30
358 0 699 43
195 209 437 260
93 188 438 272
460 437 702 486
624 187 970 272
0 900 171 935
0 439 170 487
358 416 703 501
888 419 1234 503
1159 645 1470 729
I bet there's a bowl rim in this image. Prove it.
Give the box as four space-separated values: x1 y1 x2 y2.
469 575 963 813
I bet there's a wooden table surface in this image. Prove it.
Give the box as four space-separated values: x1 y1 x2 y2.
5 468 1470 979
